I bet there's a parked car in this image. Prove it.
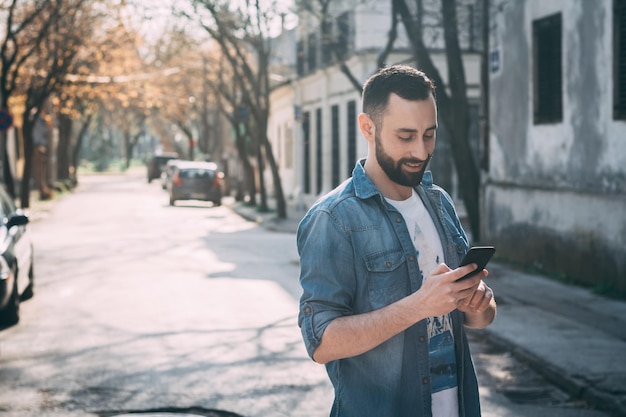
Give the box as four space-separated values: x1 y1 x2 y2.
0 186 34 326
147 153 179 183
160 159 183 190
168 161 223 207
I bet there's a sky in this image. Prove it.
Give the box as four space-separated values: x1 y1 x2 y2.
125 0 298 43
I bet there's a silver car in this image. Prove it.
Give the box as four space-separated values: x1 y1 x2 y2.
168 161 223 207
160 159 183 190
0 185 34 325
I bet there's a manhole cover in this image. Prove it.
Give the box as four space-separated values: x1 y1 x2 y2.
110 410 240 417
113 415 204 417
105 406 243 417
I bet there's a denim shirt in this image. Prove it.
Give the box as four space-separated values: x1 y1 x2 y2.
297 160 481 417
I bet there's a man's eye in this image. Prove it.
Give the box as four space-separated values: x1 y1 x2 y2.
424 134 435 140
399 136 412 141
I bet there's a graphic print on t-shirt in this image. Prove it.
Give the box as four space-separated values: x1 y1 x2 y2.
412 220 457 394
427 315 456 393
386 190 459 415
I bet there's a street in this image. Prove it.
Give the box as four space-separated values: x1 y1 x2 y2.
0 169 610 417
0 170 331 417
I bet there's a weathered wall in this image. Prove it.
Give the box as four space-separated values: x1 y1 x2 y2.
485 0 626 291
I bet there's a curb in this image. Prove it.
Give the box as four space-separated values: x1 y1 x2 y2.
227 200 626 417
482 329 626 417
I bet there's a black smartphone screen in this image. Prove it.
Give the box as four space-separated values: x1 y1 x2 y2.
457 246 495 281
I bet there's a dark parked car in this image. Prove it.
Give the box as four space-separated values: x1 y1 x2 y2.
0 186 34 326
168 161 223 207
147 153 179 183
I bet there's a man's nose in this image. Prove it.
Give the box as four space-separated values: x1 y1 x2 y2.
410 139 429 160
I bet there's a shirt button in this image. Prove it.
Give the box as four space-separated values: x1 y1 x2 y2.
396 217 402 223
419 336 426 343
304 306 311 314
386 261 392 268
409 256 415 262
422 377 429 385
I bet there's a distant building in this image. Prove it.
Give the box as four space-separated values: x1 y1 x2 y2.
484 0 626 291
267 0 483 213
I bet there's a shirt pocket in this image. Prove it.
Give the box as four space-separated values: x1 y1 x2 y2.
365 249 407 309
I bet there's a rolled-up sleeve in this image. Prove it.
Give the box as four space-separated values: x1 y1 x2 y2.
297 208 356 359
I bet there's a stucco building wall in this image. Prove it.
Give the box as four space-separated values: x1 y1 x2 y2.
485 0 626 290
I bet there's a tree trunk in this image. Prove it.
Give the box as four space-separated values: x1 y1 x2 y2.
0 96 15 198
71 114 92 181
123 131 132 169
0 130 15 198
255 133 268 212
233 130 256 205
20 119 34 208
395 0 481 240
263 133 287 218
441 0 480 240
57 113 72 180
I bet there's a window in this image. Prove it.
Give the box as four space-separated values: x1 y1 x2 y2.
316 108 323 195
302 112 311 194
533 13 562 124
346 100 357 176
308 32 318 73
296 40 305 76
615 0 626 119
321 20 334 66
336 11 353 61
331 105 340 187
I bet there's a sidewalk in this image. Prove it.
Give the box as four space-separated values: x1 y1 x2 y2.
225 197 626 417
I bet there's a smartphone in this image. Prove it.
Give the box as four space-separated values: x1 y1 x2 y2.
457 246 495 281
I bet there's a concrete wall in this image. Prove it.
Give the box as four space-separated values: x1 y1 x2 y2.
485 0 626 291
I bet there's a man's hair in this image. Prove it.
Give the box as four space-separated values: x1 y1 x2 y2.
362 65 436 125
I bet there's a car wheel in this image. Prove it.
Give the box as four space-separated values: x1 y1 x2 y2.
169 196 175 206
214 199 221 206
0 268 19 325
22 262 34 301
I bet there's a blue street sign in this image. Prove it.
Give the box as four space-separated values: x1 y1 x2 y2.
0 109 13 132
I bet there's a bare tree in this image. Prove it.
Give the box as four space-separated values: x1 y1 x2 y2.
0 0 59 198
297 0 483 239
18 0 102 207
187 0 288 218
213 61 258 204
395 0 482 240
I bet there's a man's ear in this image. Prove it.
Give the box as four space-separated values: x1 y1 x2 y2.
358 113 375 142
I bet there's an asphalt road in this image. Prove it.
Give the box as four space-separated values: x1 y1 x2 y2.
0 169 610 417
0 171 330 417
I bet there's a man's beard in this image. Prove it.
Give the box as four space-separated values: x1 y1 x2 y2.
375 132 432 187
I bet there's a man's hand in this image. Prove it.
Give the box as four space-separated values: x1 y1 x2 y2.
415 263 487 316
418 262 496 329
454 267 497 328
456 276 493 314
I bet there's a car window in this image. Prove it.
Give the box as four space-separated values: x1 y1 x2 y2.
180 168 214 179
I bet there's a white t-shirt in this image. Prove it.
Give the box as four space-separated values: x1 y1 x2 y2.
386 189 459 417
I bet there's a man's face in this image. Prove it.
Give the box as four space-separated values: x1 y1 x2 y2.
374 93 437 187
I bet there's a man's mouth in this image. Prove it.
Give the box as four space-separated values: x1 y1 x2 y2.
403 161 424 170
